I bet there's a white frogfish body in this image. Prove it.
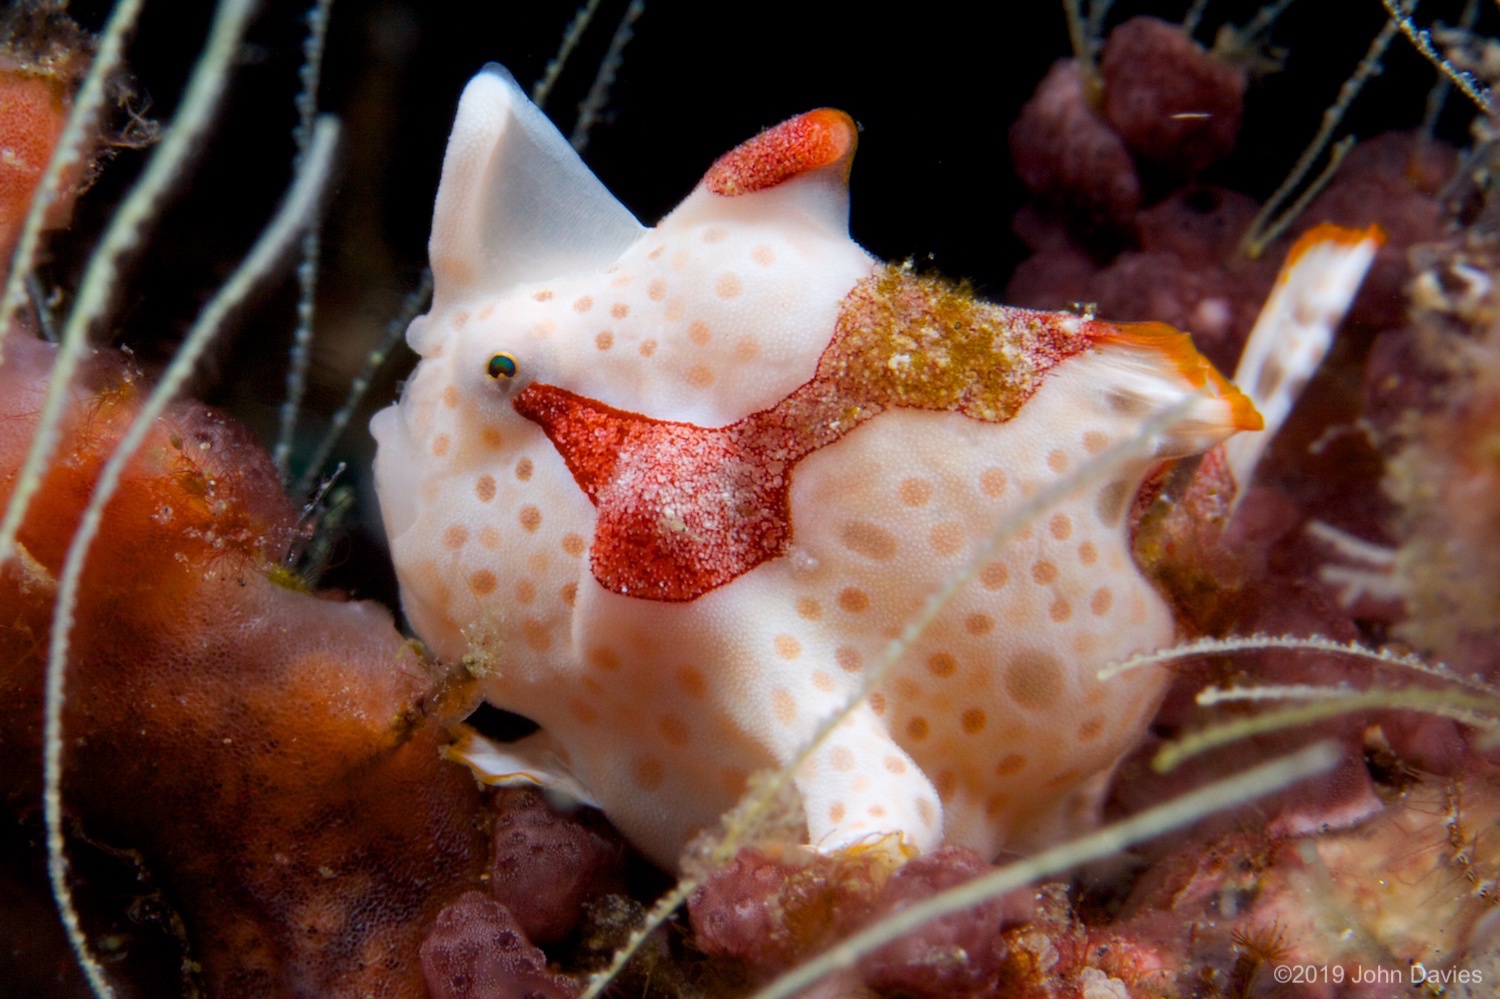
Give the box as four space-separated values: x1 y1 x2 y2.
371 66 1377 869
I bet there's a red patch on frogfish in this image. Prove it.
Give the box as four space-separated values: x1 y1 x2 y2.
512 377 851 601
704 108 858 196
514 268 1122 602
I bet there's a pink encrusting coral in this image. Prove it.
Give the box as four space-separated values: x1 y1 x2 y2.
855 846 1029 997
421 892 579 999
685 842 1036 995
1008 17 1453 375
1097 16 1246 177
1009 58 1142 237
486 788 628 945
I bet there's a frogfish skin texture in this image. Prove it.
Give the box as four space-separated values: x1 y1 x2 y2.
372 66 1284 869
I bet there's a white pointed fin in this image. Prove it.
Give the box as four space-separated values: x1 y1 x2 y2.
427 64 644 304
1224 223 1383 498
444 724 599 808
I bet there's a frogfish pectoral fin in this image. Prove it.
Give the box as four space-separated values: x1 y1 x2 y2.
444 725 599 809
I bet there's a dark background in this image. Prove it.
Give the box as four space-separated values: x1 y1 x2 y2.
45 0 1493 603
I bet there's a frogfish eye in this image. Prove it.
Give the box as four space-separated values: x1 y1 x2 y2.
486 353 518 380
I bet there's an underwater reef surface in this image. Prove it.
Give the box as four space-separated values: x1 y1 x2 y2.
3 1 1500 997
0 327 496 995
